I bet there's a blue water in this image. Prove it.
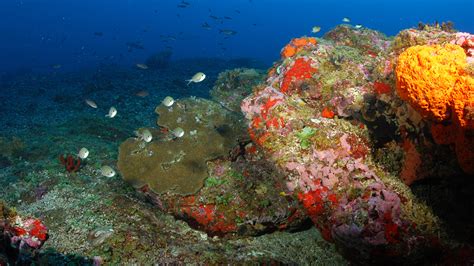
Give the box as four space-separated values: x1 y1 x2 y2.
0 0 473 73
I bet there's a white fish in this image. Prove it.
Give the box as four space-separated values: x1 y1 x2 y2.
78 147 89 159
342 17 351 23
311 26 321 33
186 72 206 85
162 96 175 107
136 129 153 142
106 107 117 118
136 63 149 70
354 24 363 29
100 165 116 177
171 127 185 138
85 99 98 108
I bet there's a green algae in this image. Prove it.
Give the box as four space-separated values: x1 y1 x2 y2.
296 127 316 149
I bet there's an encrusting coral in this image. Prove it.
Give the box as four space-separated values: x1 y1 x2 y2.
118 98 244 195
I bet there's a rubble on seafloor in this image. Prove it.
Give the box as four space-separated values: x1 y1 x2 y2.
117 25 473 264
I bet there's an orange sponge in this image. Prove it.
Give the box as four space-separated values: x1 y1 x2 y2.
281 37 317 58
395 44 474 174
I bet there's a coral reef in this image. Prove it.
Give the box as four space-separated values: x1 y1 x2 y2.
395 44 474 174
118 97 245 195
240 25 474 263
118 96 310 236
0 201 48 264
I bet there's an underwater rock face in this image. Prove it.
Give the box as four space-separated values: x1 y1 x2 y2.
240 25 474 263
118 97 309 236
210 68 265 113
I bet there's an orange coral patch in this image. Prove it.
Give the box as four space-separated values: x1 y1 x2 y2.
373 81 392 94
280 37 317 59
321 107 335 119
281 45 297 58
281 58 317 93
261 98 280 119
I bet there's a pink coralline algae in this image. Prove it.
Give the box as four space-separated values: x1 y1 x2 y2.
10 218 48 249
241 26 452 263
0 202 48 264
451 32 474 63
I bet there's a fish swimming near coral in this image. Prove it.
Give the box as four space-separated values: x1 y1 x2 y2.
162 96 175 107
100 165 116 177
171 127 185 138
186 72 206 85
136 129 153 142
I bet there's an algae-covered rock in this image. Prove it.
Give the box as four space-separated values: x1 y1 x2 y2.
210 68 265 113
118 97 245 195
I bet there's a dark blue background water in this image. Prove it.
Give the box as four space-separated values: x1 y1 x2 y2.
1 0 473 73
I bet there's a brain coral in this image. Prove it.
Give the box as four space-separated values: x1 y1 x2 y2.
118 98 244 195
396 44 474 173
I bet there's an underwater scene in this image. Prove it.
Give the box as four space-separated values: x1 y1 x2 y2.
1 0 474 264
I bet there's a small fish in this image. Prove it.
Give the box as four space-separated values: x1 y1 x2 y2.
78 147 89 159
136 63 149 70
52 64 62 69
94 32 103 37
100 165 116 178
162 96 175 107
354 24 363 29
209 15 220 20
311 26 321 33
186 72 206 85
106 107 117 118
171 127 185 138
342 17 351 23
136 129 153 142
85 99 98 108
177 4 187 8
224 16 232 20
219 29 237 36
201 22 212 30
135 90 149 97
